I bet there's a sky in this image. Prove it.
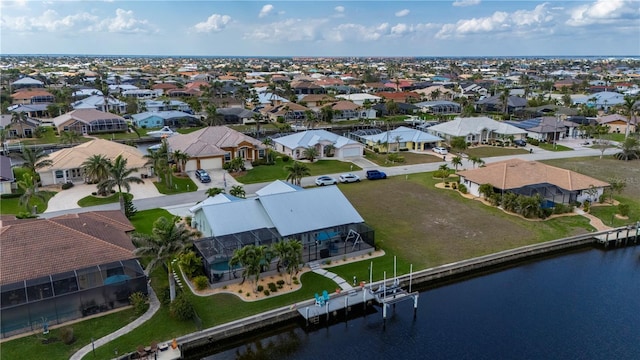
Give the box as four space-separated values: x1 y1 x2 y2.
1 0 639 57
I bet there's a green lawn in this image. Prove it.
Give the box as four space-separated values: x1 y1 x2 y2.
77 192 133 207
536 143 573 151
598 133 626 142
235 158 359 184
176 127 205 134
92 132 142 141
589 197 640 227
129 208 174 235
152 175 197 194
0 191 57 215
462 146 529 158
0 308 141 360
364 150 442 166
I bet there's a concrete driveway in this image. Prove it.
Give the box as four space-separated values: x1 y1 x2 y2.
44 180 163 213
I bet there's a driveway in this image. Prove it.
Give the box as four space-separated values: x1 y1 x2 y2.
187 169 241 191
44 180 163 213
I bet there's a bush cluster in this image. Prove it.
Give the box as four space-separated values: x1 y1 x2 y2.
193 276 209 291
267 282 278 292
169 293 194 321
129 292 148 316
59 327 75 345
61 182 74 190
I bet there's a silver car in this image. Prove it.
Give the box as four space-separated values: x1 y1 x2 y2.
339 173 361 183
315 176 338 186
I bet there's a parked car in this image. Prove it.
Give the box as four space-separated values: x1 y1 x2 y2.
433 146 448 155
339 173 361 183
366 169 387 180
315 176 338 186
514 139 527 147
195 169 211 183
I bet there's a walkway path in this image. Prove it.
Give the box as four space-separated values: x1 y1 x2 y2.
574 208 612 231
309 262 354 291
69 285 160 360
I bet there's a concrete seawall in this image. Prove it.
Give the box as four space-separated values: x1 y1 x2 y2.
178 227 638 358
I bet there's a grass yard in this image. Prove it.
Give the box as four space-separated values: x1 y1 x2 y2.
598 133 626 142
0 308 141 360
235 158 359 184
153 174 197 194
0 191 57 215
77 192 133 207
129 208 174 235
93 132 141 141
536 143 573 151
461 146 529 158
364 150 442 166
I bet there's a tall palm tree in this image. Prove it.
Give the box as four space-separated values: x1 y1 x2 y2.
283 239 303 285
229 244 268 291
285 162 310 186
451 155 463 171
10 112 27 138
81 154 111 187
98 155 144 212
18 146 52 189
206 187 225 197
622 95 637 139
17 173 46 213
172 150 189 174
60 131 81 145
229 185 246 198
132 216 198 301
262 138 274 163
302 146 319 162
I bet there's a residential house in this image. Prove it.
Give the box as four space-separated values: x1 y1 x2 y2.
0 156 14 195
597 114 636 134
475 95 528 114
0 114 41 139
131 111 199 128
191 182 374 282
10 89 55 105
587 91 625 112
260 102 311 123
151 83 178 95
271 129 364 160
376 91 421 104
53 109 128 135
415 101 461 115
335 93 381 106
71 95 127 114
372 101 419 116
10 77 44 90
358 126 444 152
6 103 50 118
457 159 610 205
506 117 573 141
141 99 192 113
427 117 527 144
166 126 265 171
121 89 162 99
37 138 150 185
325 100 366 121
216 108 260 125
298 94 336 110
0 211 146 338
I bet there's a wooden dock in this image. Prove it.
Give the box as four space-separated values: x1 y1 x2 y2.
595 225 639 247
298 287 376 325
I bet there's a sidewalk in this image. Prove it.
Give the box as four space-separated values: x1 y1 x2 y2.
309 262 354 291
574 208 612 231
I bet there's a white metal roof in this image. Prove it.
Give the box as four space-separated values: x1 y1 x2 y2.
272 129 361 150
200 199 274 237
255 180 302 197
428 117 526 137
360 126 443 144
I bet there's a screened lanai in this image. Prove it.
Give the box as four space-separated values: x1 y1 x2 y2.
0 259 146 338
507 183 578 207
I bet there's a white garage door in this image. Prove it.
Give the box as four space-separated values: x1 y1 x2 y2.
340 146 362 158
185 160 198 172
200 158 222 170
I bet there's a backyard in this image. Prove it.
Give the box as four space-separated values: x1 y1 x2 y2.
460 146 529 158
235 157 360 184
364 149 442 166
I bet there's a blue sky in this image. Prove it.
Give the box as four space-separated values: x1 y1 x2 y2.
1 1 638 56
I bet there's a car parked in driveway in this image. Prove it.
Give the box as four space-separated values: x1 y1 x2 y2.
514 139 527 147
315 176 338 186
339 173 360 183
195 169 211 183
433 146 448 155
366 169 387 180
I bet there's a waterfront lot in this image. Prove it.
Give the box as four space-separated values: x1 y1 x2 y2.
364 150 442 166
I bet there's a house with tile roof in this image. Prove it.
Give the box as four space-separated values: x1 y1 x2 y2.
271 129 364 160
52 109 128 135
457 159 610 205
427 116 527 144
10 89 55 105
597 114 635 134
37 138 150 185
10 77 44 90
191 182 373 282
0 211 146 338
166 126 265 171
131 110 199 128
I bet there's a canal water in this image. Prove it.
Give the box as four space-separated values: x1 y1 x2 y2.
199 246 640 360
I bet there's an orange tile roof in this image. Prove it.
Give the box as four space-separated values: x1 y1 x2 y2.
11 90 54 100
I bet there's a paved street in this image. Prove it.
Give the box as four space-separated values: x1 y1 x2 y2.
40 139 620 219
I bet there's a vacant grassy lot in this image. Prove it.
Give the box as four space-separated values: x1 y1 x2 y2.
462 146 529 158
235 158 359 184
364 150 442 166
0 191 57 215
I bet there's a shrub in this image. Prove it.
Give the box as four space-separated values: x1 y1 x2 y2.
61 182 74 190
268 282 278 292
282 155 291 162
158 286 171 306
451 182 458 189
193 276 209 291
238 289 243 293
583 200 591 213
129 292 148 316
293 279 300 285
553 203 574 214
169 293 194 321
91 192 97 196
263 290 270 296
0 193 22 199
59 327 75 345
618 203 630 217
257 285 264 292
276 279 285 286
246 292 251 297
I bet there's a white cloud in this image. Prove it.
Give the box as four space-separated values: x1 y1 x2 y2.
391 23 409 35
452 0 481 7
395 9 410 17
335 6 345 13
193 14 231 33
437 3 553 38
244 18 328 42
567 0 638 26
259 4 274 18
98 8 151 33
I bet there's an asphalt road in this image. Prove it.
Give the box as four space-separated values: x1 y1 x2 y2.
39 142 620 219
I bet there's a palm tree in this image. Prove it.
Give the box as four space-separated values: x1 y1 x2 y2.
451 155 463 171
273 239 304 285
18 146 52 188
302 146 319 162
10 112 27 138
98 154 144 212
132 216 198 301
469 156 485 168
172 150 189 174
499 88 510 114
438 164 449 183
17 173 46 213
262 138 274 163
229 244 267 291
304 110 317 129
285 161 310 186
478 183 495 200
614 136 639 161
206 187 225 197
394 135 402 152
229 185 246 198
60 130 80 145
622 95 637 139
81 154 111 187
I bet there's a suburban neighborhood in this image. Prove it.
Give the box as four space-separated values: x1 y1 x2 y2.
1 54 639 359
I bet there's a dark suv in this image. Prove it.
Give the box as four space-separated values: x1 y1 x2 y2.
195 169 211 183
514 139 527 147
366 169 387 180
